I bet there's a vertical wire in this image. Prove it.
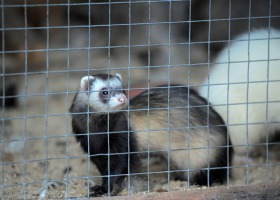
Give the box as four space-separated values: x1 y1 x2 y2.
86 1 93 198
206 0 212 187
265 0 272 184
65 0 72 198
86 0 92 197
167 0 172 192
246 0 252 185
83 1 92 197
147 0 151 194
226 0 232 187
44 1 50 199
65 0 71 198
127 0 132 196
87 2 92 72
23 0 28 199
186 0 191 189
107 0 112 196
1 0 5 198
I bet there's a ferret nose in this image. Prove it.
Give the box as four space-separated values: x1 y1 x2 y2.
118 96 127 104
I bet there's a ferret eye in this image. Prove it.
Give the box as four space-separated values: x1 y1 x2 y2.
102 91 109 95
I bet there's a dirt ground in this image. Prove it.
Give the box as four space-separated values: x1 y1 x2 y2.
95 183 280 200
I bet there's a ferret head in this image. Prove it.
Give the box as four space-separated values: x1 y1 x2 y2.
78 73 128 113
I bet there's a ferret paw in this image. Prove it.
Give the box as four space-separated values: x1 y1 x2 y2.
89 185 106 197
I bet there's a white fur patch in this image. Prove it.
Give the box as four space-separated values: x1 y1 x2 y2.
199 28 280 156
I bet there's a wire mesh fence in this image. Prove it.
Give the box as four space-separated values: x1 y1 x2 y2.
1 0 280 199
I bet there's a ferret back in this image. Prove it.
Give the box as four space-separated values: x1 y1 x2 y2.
129 85 231 184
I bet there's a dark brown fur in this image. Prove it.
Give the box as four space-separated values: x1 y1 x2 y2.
70 77 233 196
129 85 232 185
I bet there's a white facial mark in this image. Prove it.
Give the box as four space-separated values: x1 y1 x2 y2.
90 78 107 93
87 77 126 112
102 93 128 112
108 77 123 89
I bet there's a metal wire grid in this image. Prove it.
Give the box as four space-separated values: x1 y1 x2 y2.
1 1 187 198
0 0 280 199
0 1 186 66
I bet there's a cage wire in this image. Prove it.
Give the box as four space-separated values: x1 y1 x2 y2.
1 0 280 199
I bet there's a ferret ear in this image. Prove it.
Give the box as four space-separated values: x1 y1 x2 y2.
115 73 122 81
80 76 95 91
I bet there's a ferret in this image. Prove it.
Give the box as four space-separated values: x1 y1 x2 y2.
70 73 138 196
70 73 232 197
199 28 280 156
